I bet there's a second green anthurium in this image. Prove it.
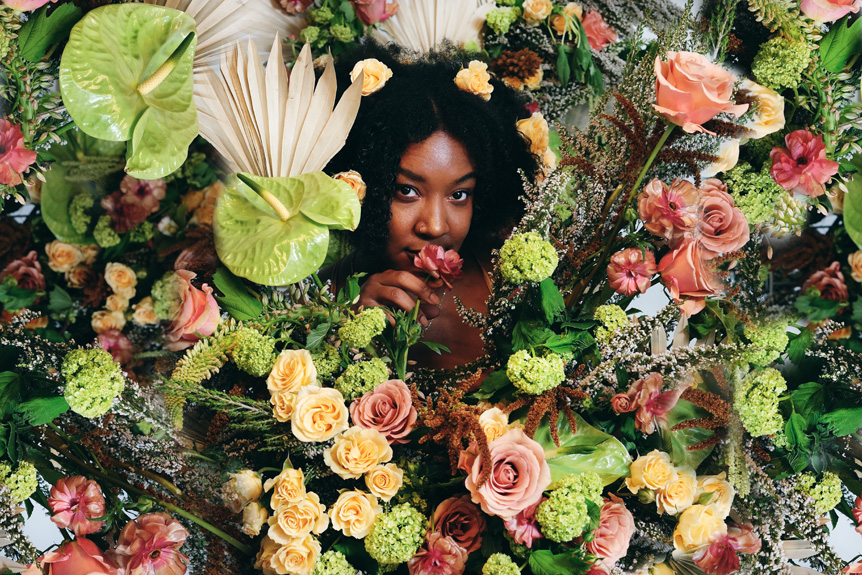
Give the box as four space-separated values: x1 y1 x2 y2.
59 4 198 180
214 172 362 286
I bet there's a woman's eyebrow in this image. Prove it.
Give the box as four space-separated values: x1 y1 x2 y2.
397 168 477 184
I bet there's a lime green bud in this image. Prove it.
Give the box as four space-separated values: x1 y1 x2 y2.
300 26 320 44
734 368 786 437
795 471 842 514
0 461 38 503
311 550 355 575
486 8 519 35
151 272 181 321
482 553 520 575
752 36 811 91
500 232 559 284
335 357 389 401
766 193 808 237
93 215 120 248
62 348 125 419
311 343 341 381
309 7 334 25
330 24 355 43
364 503 426 566
594 304 628 344
231 328 277 377
70 193 94 235
339 307 387 349
743 320 789 367
507 349 565 395
129 221 155 243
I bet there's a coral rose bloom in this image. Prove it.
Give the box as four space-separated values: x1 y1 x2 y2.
638 178 698 243
582 10 617 50
432 495 486 553
350 379 418 444
653 52 748 135
854 495 862 534
696 179 750 258
0 118 37 186
607 247 657 296
586 495 636 570
114 512 189 575
164 269 220 351
800 0 860 21
658 237 722 316
769 129 839 198
23 539 118 575
802 261 849 302
48 476 106 536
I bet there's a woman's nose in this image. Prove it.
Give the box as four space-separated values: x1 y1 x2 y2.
415 198 449 238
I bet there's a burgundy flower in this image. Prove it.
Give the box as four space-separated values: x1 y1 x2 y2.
0 251 45 293
102 176 166 233
802 261 849 302
0 119 37 187
769 129 839 198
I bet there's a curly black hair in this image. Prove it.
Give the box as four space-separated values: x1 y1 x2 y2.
326 41 542 269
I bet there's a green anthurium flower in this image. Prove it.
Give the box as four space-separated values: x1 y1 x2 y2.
59 4 197 180
214 172 362 286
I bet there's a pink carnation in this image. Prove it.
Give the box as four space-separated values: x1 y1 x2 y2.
0 250 45 293
638 178 698 244
658 237 722 316
99 329 134 365
114 512 189 575
696 179 750 258
48 476 106 537
414 244 464 288
407 533 468 575
586 495 636 570
23 539 118 575
350 379 417 444
503 497 545 548
802 261 849 303
164 270 220 351
582 11 618 50
0 119 37 187
607 248 657 296
693 534 740 575
769 130 839 198
431 495 486 554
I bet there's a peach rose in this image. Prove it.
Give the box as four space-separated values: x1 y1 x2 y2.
267 349 317 395
45 241 83 273
516 112 550 157
105 294 129 312
65 265 93 289
696 179 750 257
265 468 307 510
269 534 320 575
454 61 494 101
329 489 381 538
656 465 697 515
333 170 367 203
739 79 785 140
164 269 220 351
551 3 583 35
132 297 158 326
291 386 349 443
350 379 417 444
848 250 862 283
350 58 393 96
91 310 126 334
696 473 735 517
81 245 99 265
224 469 263 513
673 504 727 552
242 502 269 537
658 238 722 316
611 393 635 413
431 494 486 553
523 0 553 22
586 495 635 569
267 492 328 542
365 463 403 501
653 51 748 135
324 426 393 479
582 10 617 50
701 138 740 178
638 178 698 243
104 262 137 299
479 407 510 442
800 0 860 21
460 427 551 518
24 539 119 575
626 450 676 494
271 392 297 423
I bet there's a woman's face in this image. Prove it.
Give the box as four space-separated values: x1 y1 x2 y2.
385 131 476 271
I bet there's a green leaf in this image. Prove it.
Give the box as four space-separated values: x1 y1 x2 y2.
16 396 70 426
305 321 331 351
212 268 263 321
538 278 565 324
852 296 862 327
59 4 198 179
420 341 450 355
785 412 811 451
341 274 364 304
787 328 814 364
793 295 840 322
214 172 361 285
845 155 862 249
18 4 82 62
821 407 862 437
819 16 862 73
0 373 22 419
0 283 36 312
556 44 572 86
529 550 591 575
791 382 825 426
49 285 73 313
511 320 554 352
473 369 512 401
666 400 716 470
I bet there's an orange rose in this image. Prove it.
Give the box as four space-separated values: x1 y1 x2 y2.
132 297 158 326
365 463 403 502
91 310 126 334
454 61 494 101
658 238 722 317
516 112 550 157
350 58 393 96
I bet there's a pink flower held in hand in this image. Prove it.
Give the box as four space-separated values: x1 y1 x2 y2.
432 495 486 553
582 11 617 50
414 244 464 288
607 248 657 296
351 0 397 25
0 250 45 293
800 0 860 21
114 512 189 575
802 261 849 302
638 178 698 244
658 237 722 317
350 379 417 444
769 130 839 198
99 329 134 365
164 270 220 351
23 539 119 575
693 534 740 575
0 119 37 186
853 494 862 534
407 533 468 575
586 495 636 570
696 179 750 258
503 497 545 548
48 476 106 536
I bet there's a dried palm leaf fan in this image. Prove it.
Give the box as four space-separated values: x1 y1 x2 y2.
374 0 496 53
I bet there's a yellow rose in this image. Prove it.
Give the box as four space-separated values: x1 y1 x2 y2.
45 241 83 273
673 504 727 552
523 0 554 22
267 350 317 396
350 58 393 96
104 262 137 299
267 492 328 543
656 465 697 516
329 489 381 538
479 407 510 442
269 534 320 575
454 61 494 101
365 463 403 502
242 502 269 537
696 473 735 517
65 265 92 289
651 563 675 575
91 310 126 334
105 294 129 312
740 79 785 140
626 450 676 494
254 535 280 575
271 391 297 423
132 297 159 326
80 245 100 266
702 139 739 178
323 426 392 480
516 112 550 157
265 468 307 510
848 250 862 283
291 386 349 443
224 469 263 513
333 170 367 203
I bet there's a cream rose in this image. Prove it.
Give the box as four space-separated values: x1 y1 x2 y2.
696 473 735 517
269 534 320 575
224 470 263 513
626 450 676 494
105 294 129 312
104 262 137 298
329 489 381 538
254 535 280 574
241 502 269 537
673 504 727 552
91 310 126 334
65 265 92 289
656 466 697 515
271 392 297 423
523 0 553 21
291 386 349 443
516 112 550 157
132 297 159 326
45 241 83 273
267 349 317 396
848 250 862 283
365 463 403 501
350 58 393 96
267 492 328 543
323 426 393 480
701 139 740 178
454 61 494 101
551 3 583 35
265 468 307 510
333 170 367 203
479 407 510 442
739 79 785 140
80 244 100 266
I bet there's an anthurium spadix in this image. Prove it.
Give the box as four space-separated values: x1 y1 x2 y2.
59 4 198 179
214 172 362 286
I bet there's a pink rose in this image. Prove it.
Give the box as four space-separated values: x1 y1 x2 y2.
696 179 750 258
582 11 617 50
279 0 312 13
693 534 740 575
459 427 551 518
48 476 106 537
610 393 635 414
0 119 37 186
102 176 167 233
99 329 134 365
653 51 749 135
431 495 486 553
502 497 545 548
0 250 45 292
853 495 862 534
802 261 849 302
164 270 220 351
769 130 839 198
658 237 722 316
351 0 397 25
607 248 657 296
415 244 463 288
847 561 862 574
408 533 468 575
23 539 119 575
114 513 189 575
727 521 761 554
350 379 417 444
586 495 636 570
800 0 860 21
638 178 698 244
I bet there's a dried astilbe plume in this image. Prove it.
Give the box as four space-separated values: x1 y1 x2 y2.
503 381 588 446
490 49 543 83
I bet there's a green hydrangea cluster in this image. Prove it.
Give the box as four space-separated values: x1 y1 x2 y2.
795 471 842 514
504 531 528 559
743 321 789 366
724 163 785 226
0 461 38 503
330 24 355 43
70 193 94 235
94 215 120 248
734 368 787 437
482 553 520 575
767 193 808 237
312 343 341 381
231 328 277 377
506 349 566 395
301 26 320 44
308 6 334 25
335 357 389 401
536 471 602 542
499 232 559 284
130 221 155 243
556 470 603 501
339 307 387 349
594 304 628 344
311 550 355 575
62 348 125 418
151 272 180 320
752 36 811 90
364 503 426 567
486 7 520 35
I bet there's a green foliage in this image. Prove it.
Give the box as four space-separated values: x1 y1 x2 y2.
820 407 862 437
794 294 842 322
17 3 82 62
212 268 263 321
0 280 36 313
15 396 69 426
819 16 862 73
844 155 862 249
528 548 592 575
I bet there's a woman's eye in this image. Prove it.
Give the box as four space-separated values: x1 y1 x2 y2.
451 190 471 201
396 185 418 198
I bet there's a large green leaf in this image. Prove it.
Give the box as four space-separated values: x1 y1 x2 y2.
819 16 862 73
59 4 197 179
846 155 862 249
214 172 361 285
534 411 632 487
665 399 715 470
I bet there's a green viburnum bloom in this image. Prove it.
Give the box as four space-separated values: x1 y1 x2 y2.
129 221 155 243
93 215 120 248
752 36 811 91
795 471 842 514
311 343 341 381
486 8 520 35
308 7 334 25
0 461 38 503
507 349 566 395
151 271 180 321
364 503 426 567
339 307 387 349
311 550 355 575
499 232 559 284
329 24 355 43
300 25 320 44
334 357 389 401
594 304 628 344
69 193 94 235
734 367 786 437
482 553 520 575
62 348 125 419
535 471 602 542
725 163 786 226
231 328 277 377
743 321 789 367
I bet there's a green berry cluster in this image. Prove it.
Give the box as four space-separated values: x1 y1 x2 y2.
151 272 181 320
339 307 387 349
69 193 94 235
311 343 342 381
486 8 520 35
482 553 520 575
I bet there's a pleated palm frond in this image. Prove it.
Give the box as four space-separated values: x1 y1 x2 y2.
374 0 496 53
195 40 363 177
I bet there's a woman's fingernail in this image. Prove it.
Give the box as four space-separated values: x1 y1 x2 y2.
430 293 440 304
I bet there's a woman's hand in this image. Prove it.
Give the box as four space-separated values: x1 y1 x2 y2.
358 270 444 326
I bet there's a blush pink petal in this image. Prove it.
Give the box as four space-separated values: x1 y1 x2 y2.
351 0 396 25
582 11 617 50
164 270 220 351
114 512 189 575
408 533 468 575
0 119 37 186
350 379 417 444
769 130 839 198
727 521 762 554
26 539 119 575
586 495 635 568
502 497 545 548
658 237 722 316
48 476 106 537
696 179 750 258
854 495 862 534
607 248 657 296
638 178 698 244
800 0 860 21
415 245 464 285
693 535 741 575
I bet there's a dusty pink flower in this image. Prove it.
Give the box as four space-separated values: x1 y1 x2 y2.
802 261 849 302
102 176 167 233
582 11 617 50
502 496 545 548
0 119 37 186
48 476 106 537
350 379 417 444
846 561 862 574
279 0 312 13
611 393 635 414
23 539 118 575
769 130 839 198
607 248 657 296
653 52 748 135
99 329 134 365
431 495 486 553
638 178 698 244
696 179 749 258
460 427 551 518
415 244 464 287
164 270 220 351
352 0 397 25
0 250 44 292
114 512 189 575
693 534 740 575
408 533 468 575
627 372 684 434
586 495 636 570
853 495 862 534
658 237 722 316
727 521 761 554
800 0 860 21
